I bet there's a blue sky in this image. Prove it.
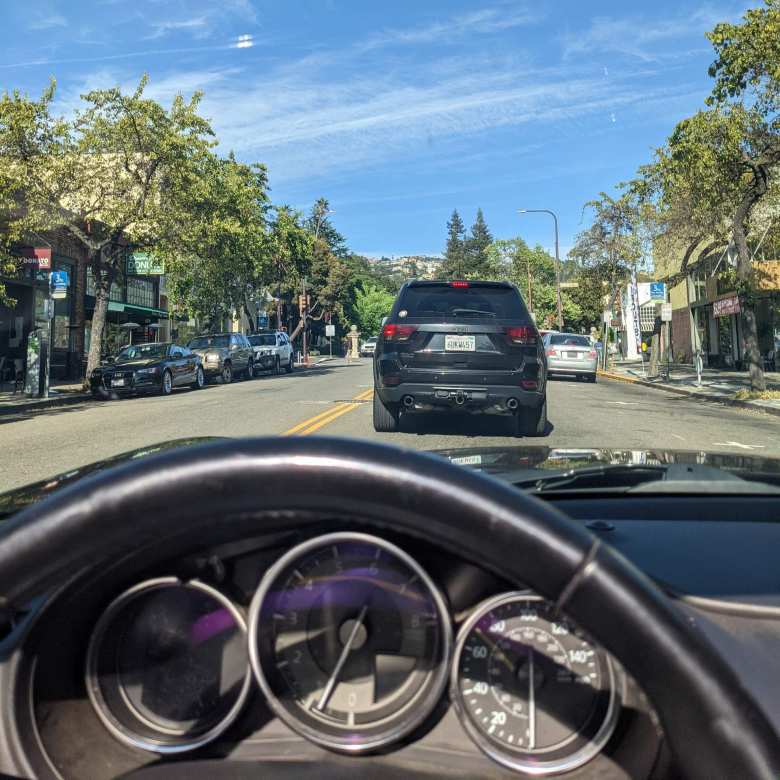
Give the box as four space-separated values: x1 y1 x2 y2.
0 0 750 259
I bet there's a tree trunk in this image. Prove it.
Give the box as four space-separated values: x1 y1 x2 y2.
732 197 766 392
84 257 112 388
72 248 88 381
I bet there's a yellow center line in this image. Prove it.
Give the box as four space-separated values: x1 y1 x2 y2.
282 388 373 436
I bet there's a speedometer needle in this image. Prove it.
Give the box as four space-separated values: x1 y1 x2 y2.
316 604 369 712
528 646 535 750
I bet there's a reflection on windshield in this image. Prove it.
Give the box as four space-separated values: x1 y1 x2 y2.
189 336 229 349
117 344 169 362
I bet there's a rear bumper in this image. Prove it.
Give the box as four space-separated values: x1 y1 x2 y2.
547 358 597 374
378 382 543 413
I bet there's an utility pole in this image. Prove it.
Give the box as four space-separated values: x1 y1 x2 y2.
518 209 563 331
526 256 533 314
301 276 308 366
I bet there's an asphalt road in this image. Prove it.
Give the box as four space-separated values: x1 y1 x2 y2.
2 358 779 492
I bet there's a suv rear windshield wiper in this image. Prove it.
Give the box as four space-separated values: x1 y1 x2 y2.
512 463 780 495
450 308 496 317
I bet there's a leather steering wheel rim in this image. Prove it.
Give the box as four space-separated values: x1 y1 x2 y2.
0 437 777 778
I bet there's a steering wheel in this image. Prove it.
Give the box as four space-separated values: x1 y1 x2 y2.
0 437 777 779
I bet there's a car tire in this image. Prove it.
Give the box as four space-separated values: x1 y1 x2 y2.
286 354 294 373
161 369 173 396
515 398 547 437
373 390 400 432
221 363 233 384
192 366 205 389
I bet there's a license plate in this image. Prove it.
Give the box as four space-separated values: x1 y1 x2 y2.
567 351 580 358
445 335 475 351
112 377 125 387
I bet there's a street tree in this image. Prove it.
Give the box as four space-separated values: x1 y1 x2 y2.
306 197 347 257
164 153 270 331
0 76 215 384
439 209 466 278
465 208 493 278
352 282 396 336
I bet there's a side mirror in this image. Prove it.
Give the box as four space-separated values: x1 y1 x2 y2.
101 356 115 365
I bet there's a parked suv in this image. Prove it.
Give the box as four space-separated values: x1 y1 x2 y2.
373 280 547 436
187 332 254 384
247 331 294 374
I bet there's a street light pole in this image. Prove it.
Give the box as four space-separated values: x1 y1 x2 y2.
518 209 563 331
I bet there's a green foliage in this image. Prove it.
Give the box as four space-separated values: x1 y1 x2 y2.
439 209 466 278
352 282 395 336
465 208 493 278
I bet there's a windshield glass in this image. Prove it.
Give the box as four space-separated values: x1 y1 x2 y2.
2 1 780 496
116 344 169 361
248 335 276 346
189 336 229 350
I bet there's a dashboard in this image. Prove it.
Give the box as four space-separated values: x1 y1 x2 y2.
6 520 666 780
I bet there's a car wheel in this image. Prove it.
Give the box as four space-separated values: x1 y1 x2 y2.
285 354 294 373
221 363 233 384
192 366 205 389
161 369 173 396
373 390 400 432
515 398 547 437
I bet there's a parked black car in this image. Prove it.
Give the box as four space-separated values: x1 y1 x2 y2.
90 342 205 397
373 280 547 435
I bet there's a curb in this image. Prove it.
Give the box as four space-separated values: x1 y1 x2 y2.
0 392 92 417
597 371 780 419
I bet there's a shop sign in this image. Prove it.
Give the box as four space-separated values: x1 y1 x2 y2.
661 303 672 322
713 295 740 318
127 252 165 275
20 247 52 270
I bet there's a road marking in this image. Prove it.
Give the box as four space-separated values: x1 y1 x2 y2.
712 441 765 450
670 433 685 441
282 389 373 436
607 401 639 406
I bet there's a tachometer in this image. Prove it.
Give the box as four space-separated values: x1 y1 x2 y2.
248 532 452 752
452 592 621 775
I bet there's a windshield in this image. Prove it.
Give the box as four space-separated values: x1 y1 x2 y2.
2 1 780 496
248 335 276 347
189 335 229 349
116 344 169 361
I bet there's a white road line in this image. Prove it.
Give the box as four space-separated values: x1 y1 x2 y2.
712 441 765 450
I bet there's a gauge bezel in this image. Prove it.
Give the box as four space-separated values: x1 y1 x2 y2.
450 591 623 776
248 531 453 753
85 577 252 754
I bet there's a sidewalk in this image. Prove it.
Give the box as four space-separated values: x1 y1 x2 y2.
599 359 780 417
0 380 91 415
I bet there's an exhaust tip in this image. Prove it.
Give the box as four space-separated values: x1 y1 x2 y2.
402 395 415 408
507 397 519 411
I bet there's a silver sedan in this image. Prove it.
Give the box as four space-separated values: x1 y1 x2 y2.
544 332 598 382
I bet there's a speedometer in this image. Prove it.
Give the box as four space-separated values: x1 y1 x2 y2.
452 592 621 775
248 533 451 752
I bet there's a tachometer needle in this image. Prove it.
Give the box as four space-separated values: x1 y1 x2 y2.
316 604 369 712
528 646 535 750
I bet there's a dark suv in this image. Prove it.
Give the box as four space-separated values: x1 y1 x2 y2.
373 280 547 435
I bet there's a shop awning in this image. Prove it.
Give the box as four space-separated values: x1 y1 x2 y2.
107 301 168 318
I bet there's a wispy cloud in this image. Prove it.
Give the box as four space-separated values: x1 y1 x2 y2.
146 16 210 41
561 5 743 62
360 6 541 50
30 13 68 30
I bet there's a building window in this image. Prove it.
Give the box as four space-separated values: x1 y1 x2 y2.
86 267 123 302
126 277 156 308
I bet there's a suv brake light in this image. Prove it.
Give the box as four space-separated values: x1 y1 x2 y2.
449 280 469 288
382 324 417 341
505 326 537 345
545 348 556 356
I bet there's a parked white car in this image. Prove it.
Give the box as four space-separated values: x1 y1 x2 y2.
247 331 294 374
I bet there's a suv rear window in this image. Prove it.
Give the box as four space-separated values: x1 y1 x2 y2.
248 334 276 346
397 284 528 321
550 334 590 347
